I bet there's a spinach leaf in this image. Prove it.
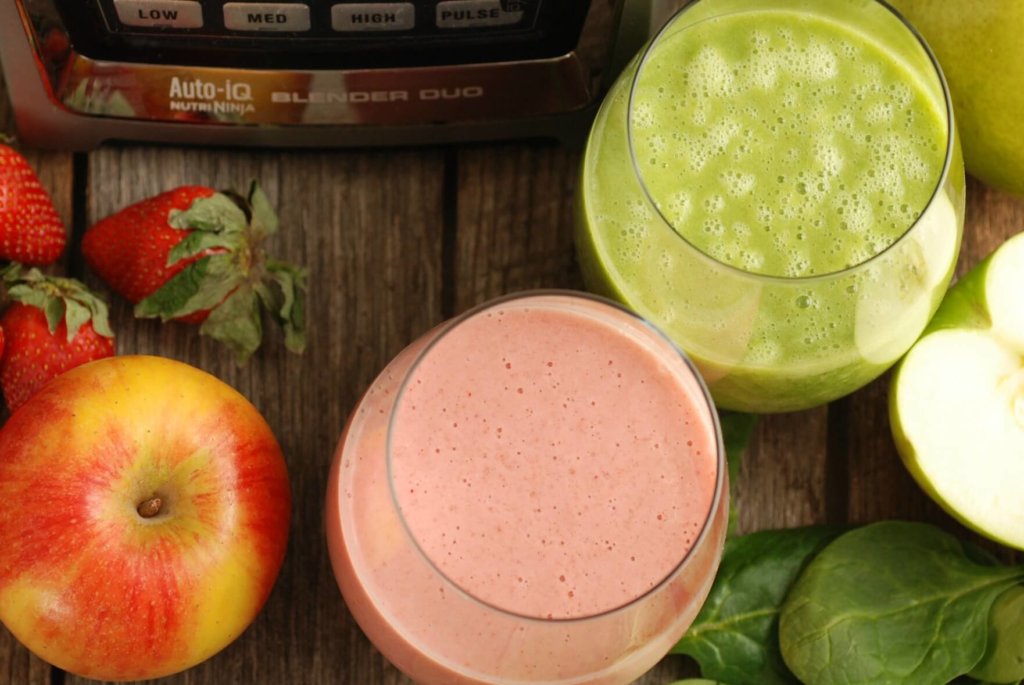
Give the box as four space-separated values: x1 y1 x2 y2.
969 584 1024 683
673 526 842 685
779 521 1024 685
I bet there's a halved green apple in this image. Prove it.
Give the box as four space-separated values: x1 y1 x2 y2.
890 231 1024 550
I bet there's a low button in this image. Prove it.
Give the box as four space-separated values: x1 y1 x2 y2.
223 3 311 31
332 3 415 32
113 0 203 29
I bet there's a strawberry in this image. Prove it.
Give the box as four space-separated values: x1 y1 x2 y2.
0 143 66 265
0 265 115 412
82 181 306 362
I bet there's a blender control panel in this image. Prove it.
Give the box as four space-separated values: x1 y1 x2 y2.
54 0 590 68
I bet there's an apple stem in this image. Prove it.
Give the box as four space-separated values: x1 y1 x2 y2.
137 497 163 518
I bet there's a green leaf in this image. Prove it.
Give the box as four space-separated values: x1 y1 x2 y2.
667 681 731 684
262 259 307 354
63 298 91 340
168 192 248 233
199 285 262 363
165 230 238 267
779 521 1024 685
969 585 1024 683
3 268 114 340
673 526 842 685
6 284 50 311
83 295 114 338
248 181 279 236
0 262 23 282
43 296 65 334
135 254 244 321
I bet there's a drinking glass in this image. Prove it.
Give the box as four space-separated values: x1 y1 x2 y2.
576 0 965 412
326 292 728 684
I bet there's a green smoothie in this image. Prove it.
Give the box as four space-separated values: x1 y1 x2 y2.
577 0 965 412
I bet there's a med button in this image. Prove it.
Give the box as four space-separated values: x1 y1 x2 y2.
436 0 524 29
332 3 415 31
223 3 311 31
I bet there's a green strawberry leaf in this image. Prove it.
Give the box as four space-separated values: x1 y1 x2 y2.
63 298 91 340
262 259 307 354
6 284 51 312
168 192 248 234
43 295 66 334
83 295 113 338
248 181 279 237
135 254 244 321
165 230 239 267
199 285 262 363
3 267 114 340
0 262 23 282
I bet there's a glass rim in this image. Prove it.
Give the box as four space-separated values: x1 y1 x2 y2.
384 289 728 624
625 0 957 284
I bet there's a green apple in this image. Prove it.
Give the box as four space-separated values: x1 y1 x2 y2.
890 231 1024 550
888 1 1024 196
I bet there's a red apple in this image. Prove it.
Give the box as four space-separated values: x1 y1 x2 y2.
0 355 291 681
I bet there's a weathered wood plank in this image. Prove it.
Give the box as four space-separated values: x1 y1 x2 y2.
66 145 447 685
738 409 830 533
0 66 75 685
452 142 583 312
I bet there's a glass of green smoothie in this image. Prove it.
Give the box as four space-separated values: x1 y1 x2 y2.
576 0 965 413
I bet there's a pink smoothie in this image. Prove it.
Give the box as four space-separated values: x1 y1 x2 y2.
327 293 727 685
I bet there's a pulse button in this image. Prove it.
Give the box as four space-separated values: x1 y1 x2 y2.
436 0 524 28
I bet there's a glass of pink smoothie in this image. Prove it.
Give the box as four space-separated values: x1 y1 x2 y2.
326 291 728 684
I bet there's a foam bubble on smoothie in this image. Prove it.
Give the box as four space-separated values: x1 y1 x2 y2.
631 9 946 278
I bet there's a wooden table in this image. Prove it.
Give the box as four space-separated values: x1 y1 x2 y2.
1 71 1021 685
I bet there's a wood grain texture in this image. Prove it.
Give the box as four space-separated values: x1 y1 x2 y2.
737 409 829 533
2 56 1022 683
0 67 74 685
452 143 584 312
